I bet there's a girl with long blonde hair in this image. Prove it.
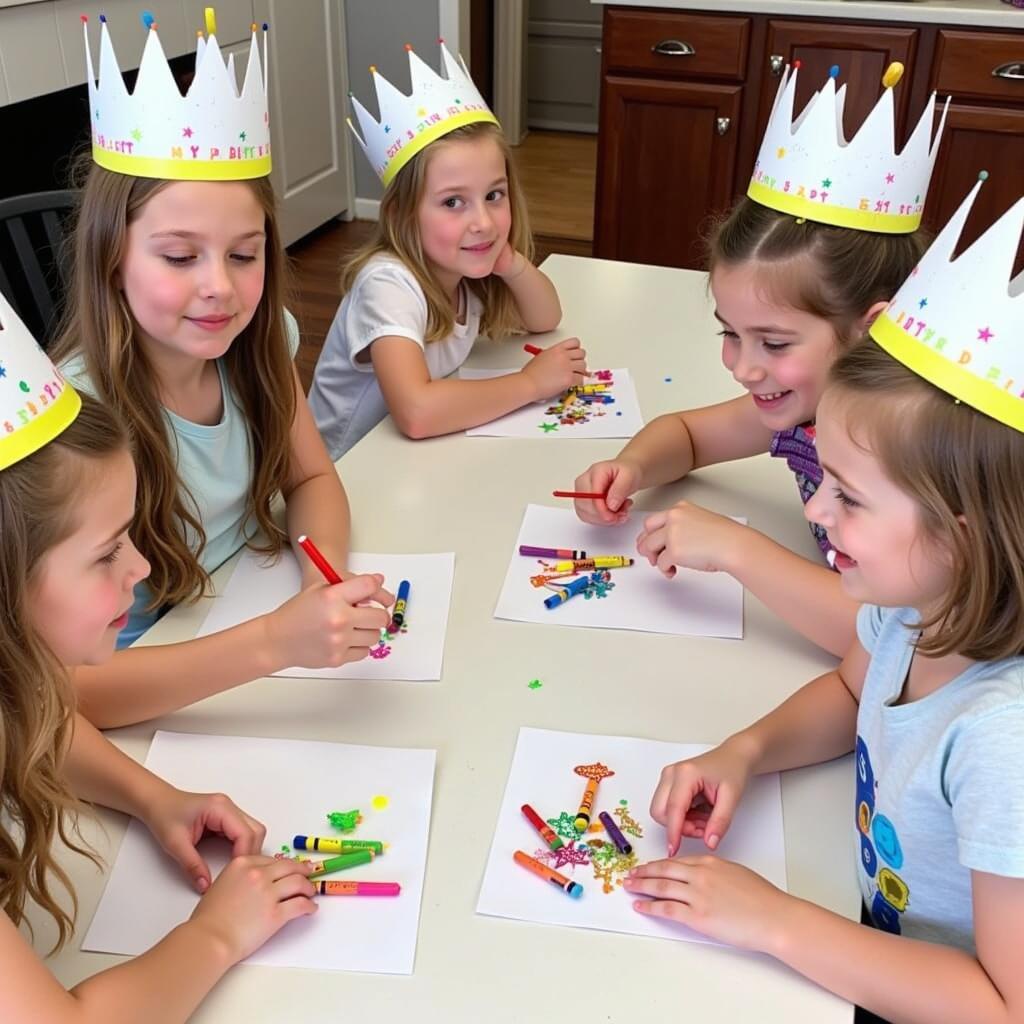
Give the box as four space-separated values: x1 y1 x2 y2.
309 46 579 458
54 16 392 728
0 312 315 1020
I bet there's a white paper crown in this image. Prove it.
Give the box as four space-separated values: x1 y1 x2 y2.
0 292 81 471
870 177 1024 431
348 41 498 186
84 9 271 180
749 63 948 233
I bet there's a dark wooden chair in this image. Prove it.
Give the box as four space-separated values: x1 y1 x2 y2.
0 190 77 350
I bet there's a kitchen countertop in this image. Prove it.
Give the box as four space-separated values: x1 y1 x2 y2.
591 0 1022 30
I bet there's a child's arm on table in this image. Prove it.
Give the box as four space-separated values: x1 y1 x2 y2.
574 395 774 525
627 855 1024 1024
371 333 586 438
0 717 316 1024
636 503 858 656
491 244 561 332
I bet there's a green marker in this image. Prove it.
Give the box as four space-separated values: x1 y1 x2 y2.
307 850 375 877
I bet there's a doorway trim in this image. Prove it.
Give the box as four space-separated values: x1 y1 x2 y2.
494 0 527 144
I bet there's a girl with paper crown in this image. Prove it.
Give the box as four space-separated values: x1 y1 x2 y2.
307 41 576 458
574 62 948 658
0 294 316 1020
627 180 1024 1024
55 12 393 728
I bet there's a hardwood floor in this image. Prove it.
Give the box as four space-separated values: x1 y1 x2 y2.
511 130 597 242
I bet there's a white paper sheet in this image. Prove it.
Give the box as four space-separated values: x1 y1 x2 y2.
494 505 744 639
477 727 786 945
84 731 436 975
196 550 455 680
458 367 644 438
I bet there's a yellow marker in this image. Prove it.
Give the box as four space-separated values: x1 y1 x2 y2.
204 7 217 36
552 556 634 572
882 62 904 89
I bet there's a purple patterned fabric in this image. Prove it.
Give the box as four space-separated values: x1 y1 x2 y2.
768 423 837 567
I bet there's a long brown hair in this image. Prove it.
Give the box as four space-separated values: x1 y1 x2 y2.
0 395 128 948
829 340 1024 661
341 121 532 342
708 198 928 345
53 161 295 610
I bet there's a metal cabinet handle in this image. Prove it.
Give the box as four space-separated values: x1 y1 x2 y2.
652 39 695 57
716 117 731 136
770 53 785 76
992 61 1024 81
595 45 602 55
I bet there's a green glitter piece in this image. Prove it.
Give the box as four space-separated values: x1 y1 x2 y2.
327 809 361 832
280 844 290 852
527 678 542 690
546 811 579 841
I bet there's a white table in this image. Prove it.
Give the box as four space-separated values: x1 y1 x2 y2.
34 256 856 1021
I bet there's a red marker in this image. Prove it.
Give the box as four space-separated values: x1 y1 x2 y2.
524 343 542 355
552 490 607 500
522 804 564 851
297 534 343 584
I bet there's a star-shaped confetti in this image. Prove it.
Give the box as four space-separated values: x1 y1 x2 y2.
130 127 142 142
885 172 895 184
182 126 193 138
538 421 558 433
546 812 581 841
776 146 786 159
822 177 832 188
978 326 994 342
527 678 543 690
550 841 592 870
918 298 928 310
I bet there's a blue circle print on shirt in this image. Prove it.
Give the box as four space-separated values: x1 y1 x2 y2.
855 736 875 812
871 814 904 869
871 891 902 934
860 834 878 877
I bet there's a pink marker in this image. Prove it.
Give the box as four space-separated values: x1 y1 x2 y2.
313 880 401 896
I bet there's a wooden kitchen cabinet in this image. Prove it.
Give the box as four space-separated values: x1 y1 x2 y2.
594 5 1024 271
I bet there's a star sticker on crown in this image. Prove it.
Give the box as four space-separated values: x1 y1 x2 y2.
0 364 6 378
131 127 143 142
239 130 246 141
182 125 193 137
822 177 832 188
886 172 895 184
918 297 928 309
777 146 786 159
978 326 994 342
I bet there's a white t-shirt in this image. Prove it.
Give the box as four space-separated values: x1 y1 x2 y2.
309 254 482 459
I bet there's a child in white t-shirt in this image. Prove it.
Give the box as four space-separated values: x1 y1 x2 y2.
310 45 584 458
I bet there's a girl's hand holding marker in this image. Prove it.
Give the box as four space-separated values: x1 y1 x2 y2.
521 336 588 399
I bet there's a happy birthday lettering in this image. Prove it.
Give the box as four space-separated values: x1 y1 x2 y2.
752 169 829 204
893 310 1020 396
95 134 270 161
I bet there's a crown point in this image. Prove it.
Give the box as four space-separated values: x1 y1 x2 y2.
251 22 257 32
882 62 904 89
978 169 990 182
262 22 269 31
99 13 107 23
80 14 88 23
438 37 445 44
829 64 840 79
405 43 413 52
369 64 377 73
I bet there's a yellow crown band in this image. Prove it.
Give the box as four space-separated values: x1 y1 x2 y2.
92 146 272 181
0 385 82 472
870 314 1024 433
747 181 921 234
381 109 499 186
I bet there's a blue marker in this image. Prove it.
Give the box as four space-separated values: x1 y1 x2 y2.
391 579 411 629
543 574 591 609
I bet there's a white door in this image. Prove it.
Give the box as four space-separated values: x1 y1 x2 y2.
253 0 354 245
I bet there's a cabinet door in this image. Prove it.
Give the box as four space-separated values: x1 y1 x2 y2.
926 103 1024 273
755 21 919 151
594 76 740 269
253 0 354 246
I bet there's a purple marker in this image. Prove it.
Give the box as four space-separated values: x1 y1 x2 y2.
519 545 588 559
599 811 632 854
